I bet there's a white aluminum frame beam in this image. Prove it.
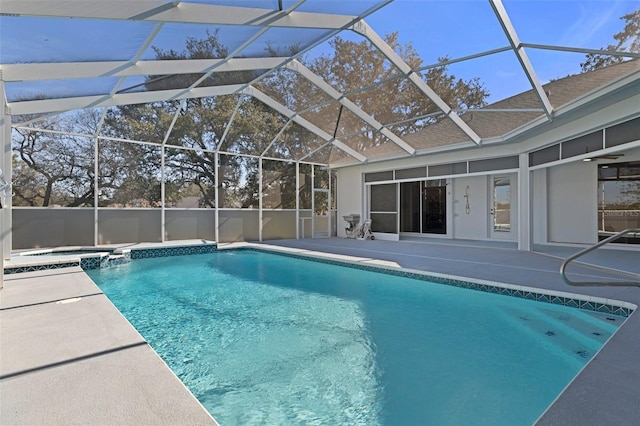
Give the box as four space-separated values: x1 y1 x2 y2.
244 86 367 163
217 95 245 151
490 0 553 121
173 1 306 100
1 58 291 83
417 47 512 71
350 20 483 145
260 120 293 158
520 43 640 59
0 76 12 272
286 60 416 156
8 84 245 115
0 1 356 29
94 21 165 143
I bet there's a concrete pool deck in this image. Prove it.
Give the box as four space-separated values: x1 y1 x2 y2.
0 266 217 425
1 237 638 424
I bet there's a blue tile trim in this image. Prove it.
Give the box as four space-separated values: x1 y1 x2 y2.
238 247 634 318
8 245 218 273
5 261 79 274
129 244 217 259
80 255 111 270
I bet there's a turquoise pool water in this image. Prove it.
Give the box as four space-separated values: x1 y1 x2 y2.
87 250 622 425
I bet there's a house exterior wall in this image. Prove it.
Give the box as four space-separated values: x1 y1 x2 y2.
452 176 489 240
532 168 548 244
335 92 640 247
547 162 598 244
336 166 364 238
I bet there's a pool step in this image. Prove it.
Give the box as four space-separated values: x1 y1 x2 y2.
498 307 615 365
523 308 612 350
536 306 619 340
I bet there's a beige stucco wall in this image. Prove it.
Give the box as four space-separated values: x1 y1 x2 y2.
98 209 162 245
547 161 598 244
262 211 297 240
165 209 215 241
13 208 94 249
218 210 259 242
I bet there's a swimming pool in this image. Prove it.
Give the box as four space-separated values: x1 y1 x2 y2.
87 249 624 425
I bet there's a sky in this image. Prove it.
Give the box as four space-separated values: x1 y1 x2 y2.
362 0 640 101
1 0 638 105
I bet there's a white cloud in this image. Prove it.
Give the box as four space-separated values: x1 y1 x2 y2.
559 1 625 47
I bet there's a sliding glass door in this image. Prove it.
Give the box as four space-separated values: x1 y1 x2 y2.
398 180 447 235
400 182 420 232
422 183 446 234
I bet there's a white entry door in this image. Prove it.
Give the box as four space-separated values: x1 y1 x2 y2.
489 176 515 240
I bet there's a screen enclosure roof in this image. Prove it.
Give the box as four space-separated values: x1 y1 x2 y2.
1 0 639 166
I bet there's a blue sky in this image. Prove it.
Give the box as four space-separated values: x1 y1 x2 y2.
365 0 640 101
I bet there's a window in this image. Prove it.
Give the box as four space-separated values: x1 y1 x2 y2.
598 162 640 244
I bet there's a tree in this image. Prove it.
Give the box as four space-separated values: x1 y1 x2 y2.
106 30 273 208
12 29 489 209
96 139 162 207
260 32 489 154
581 9 640 72
104 29 491 206
146 29 260 91
12 113 95 207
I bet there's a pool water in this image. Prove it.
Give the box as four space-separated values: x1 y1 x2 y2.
87 250 622 425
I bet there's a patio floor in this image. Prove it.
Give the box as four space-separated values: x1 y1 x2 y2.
1 237 639 425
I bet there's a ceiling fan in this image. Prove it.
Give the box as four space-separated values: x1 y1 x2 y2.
582 153 624 162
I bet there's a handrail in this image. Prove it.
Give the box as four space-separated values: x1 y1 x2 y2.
560 228 640 287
